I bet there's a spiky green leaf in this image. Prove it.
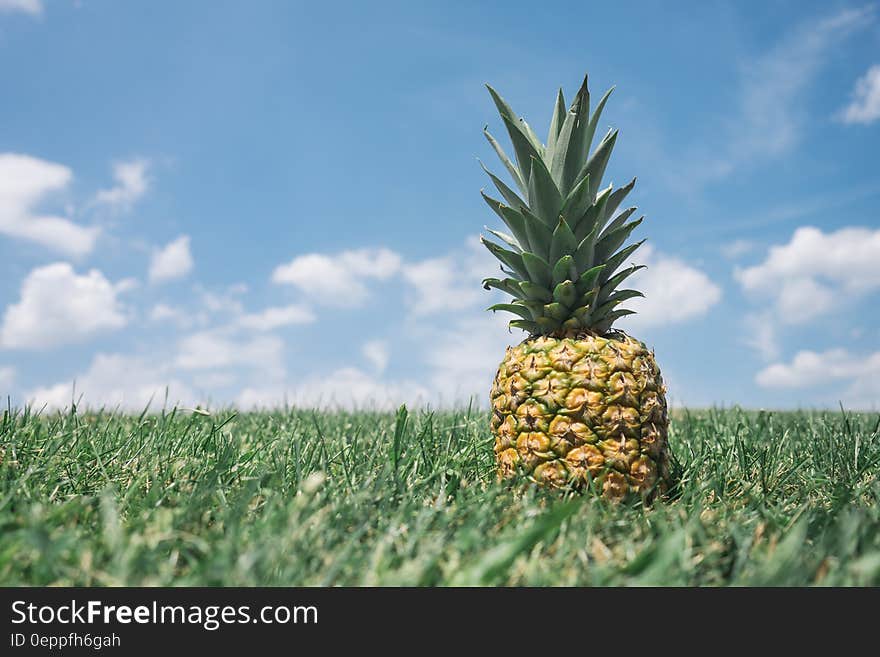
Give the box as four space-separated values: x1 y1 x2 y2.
527 155 562 227
545 88 566 157
485 227 522 252
488 303 532 320
548 218 578 266
481 236 529 280
551 254 576 285
521 252 552 288
484 128 526 196
599 240 645 284
552 279 577 308
480 161 527 210
595 217 644 263
518 280 552 302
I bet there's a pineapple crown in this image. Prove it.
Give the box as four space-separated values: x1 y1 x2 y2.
480 74 645 336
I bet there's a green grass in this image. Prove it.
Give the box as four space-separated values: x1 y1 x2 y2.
1 403 879 586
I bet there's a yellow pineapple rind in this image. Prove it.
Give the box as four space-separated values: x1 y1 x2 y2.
491 332 671 501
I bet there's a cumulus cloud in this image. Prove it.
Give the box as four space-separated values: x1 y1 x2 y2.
93 159 150 211
1 263 129 349
423 312 523 403
0 153 99 256
735 226 880 323
175 331 285 378
721 239 755 259
237 367 431 410
149 235 194 283
271 248 401 305
838 64 880 125
620 245 722 329
403 236 491 316
0 0 42 16
27 353 195 411
756 348 880 409
237 304 315 331
362 340 389 373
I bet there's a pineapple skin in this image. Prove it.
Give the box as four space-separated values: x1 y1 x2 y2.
490 331 671 500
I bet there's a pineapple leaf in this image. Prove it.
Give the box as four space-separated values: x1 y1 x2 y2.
484 128 527 196
560 172 592 225
487 198 531 250
479 161 528 210
500 114 543 184
545 88 566 157
509 319 540 333
549 217 578 266
600 264 646 294
600 240 645 284
604 177 636 220
485 227 522 252
521 252 552 288
593 309 636 334
527 155 562 227
577 264 605 294
486 84 544 162
579 86 614 176
480 236 529 280
521 207 552 260
535 316 562 332
549 107 577 189
595 216 644 263
488 303 533 320
552 279 578 308
482 277 525 299
543 302 568 321
577 286 598 306
599 207 638 241
573 185 611 242
599 288 645 307
561 75 595 195
519 300 545 319
571 128 618 199
518 280 552 302
573 224 599 272
551 254 576 285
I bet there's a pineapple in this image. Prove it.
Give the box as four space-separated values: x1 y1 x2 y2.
480 74 672 500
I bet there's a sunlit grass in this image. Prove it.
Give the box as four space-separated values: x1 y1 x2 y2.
1 403 879 585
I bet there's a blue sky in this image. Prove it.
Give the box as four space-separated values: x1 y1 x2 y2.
1 0 879 410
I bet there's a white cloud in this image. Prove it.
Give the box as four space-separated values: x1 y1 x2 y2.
0 0 42 16
0 153 99 256
423 312 524 404
403 236 490 316
0 366 14 391
1 263 128 349
362 340 389 373
237 367 430 410
735 226 880 323
756 348 880 409
149 235 194 283
743 313 781 362
150 303 184 323
621 245 722 329
93 159 150 210
195 284 245 315
175 331 285 378
27 353 195 411
838 64 880 125
272 248 401 305
238 304 315 331
721 239 755 259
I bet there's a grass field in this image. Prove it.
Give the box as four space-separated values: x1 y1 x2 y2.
1 403 879 586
